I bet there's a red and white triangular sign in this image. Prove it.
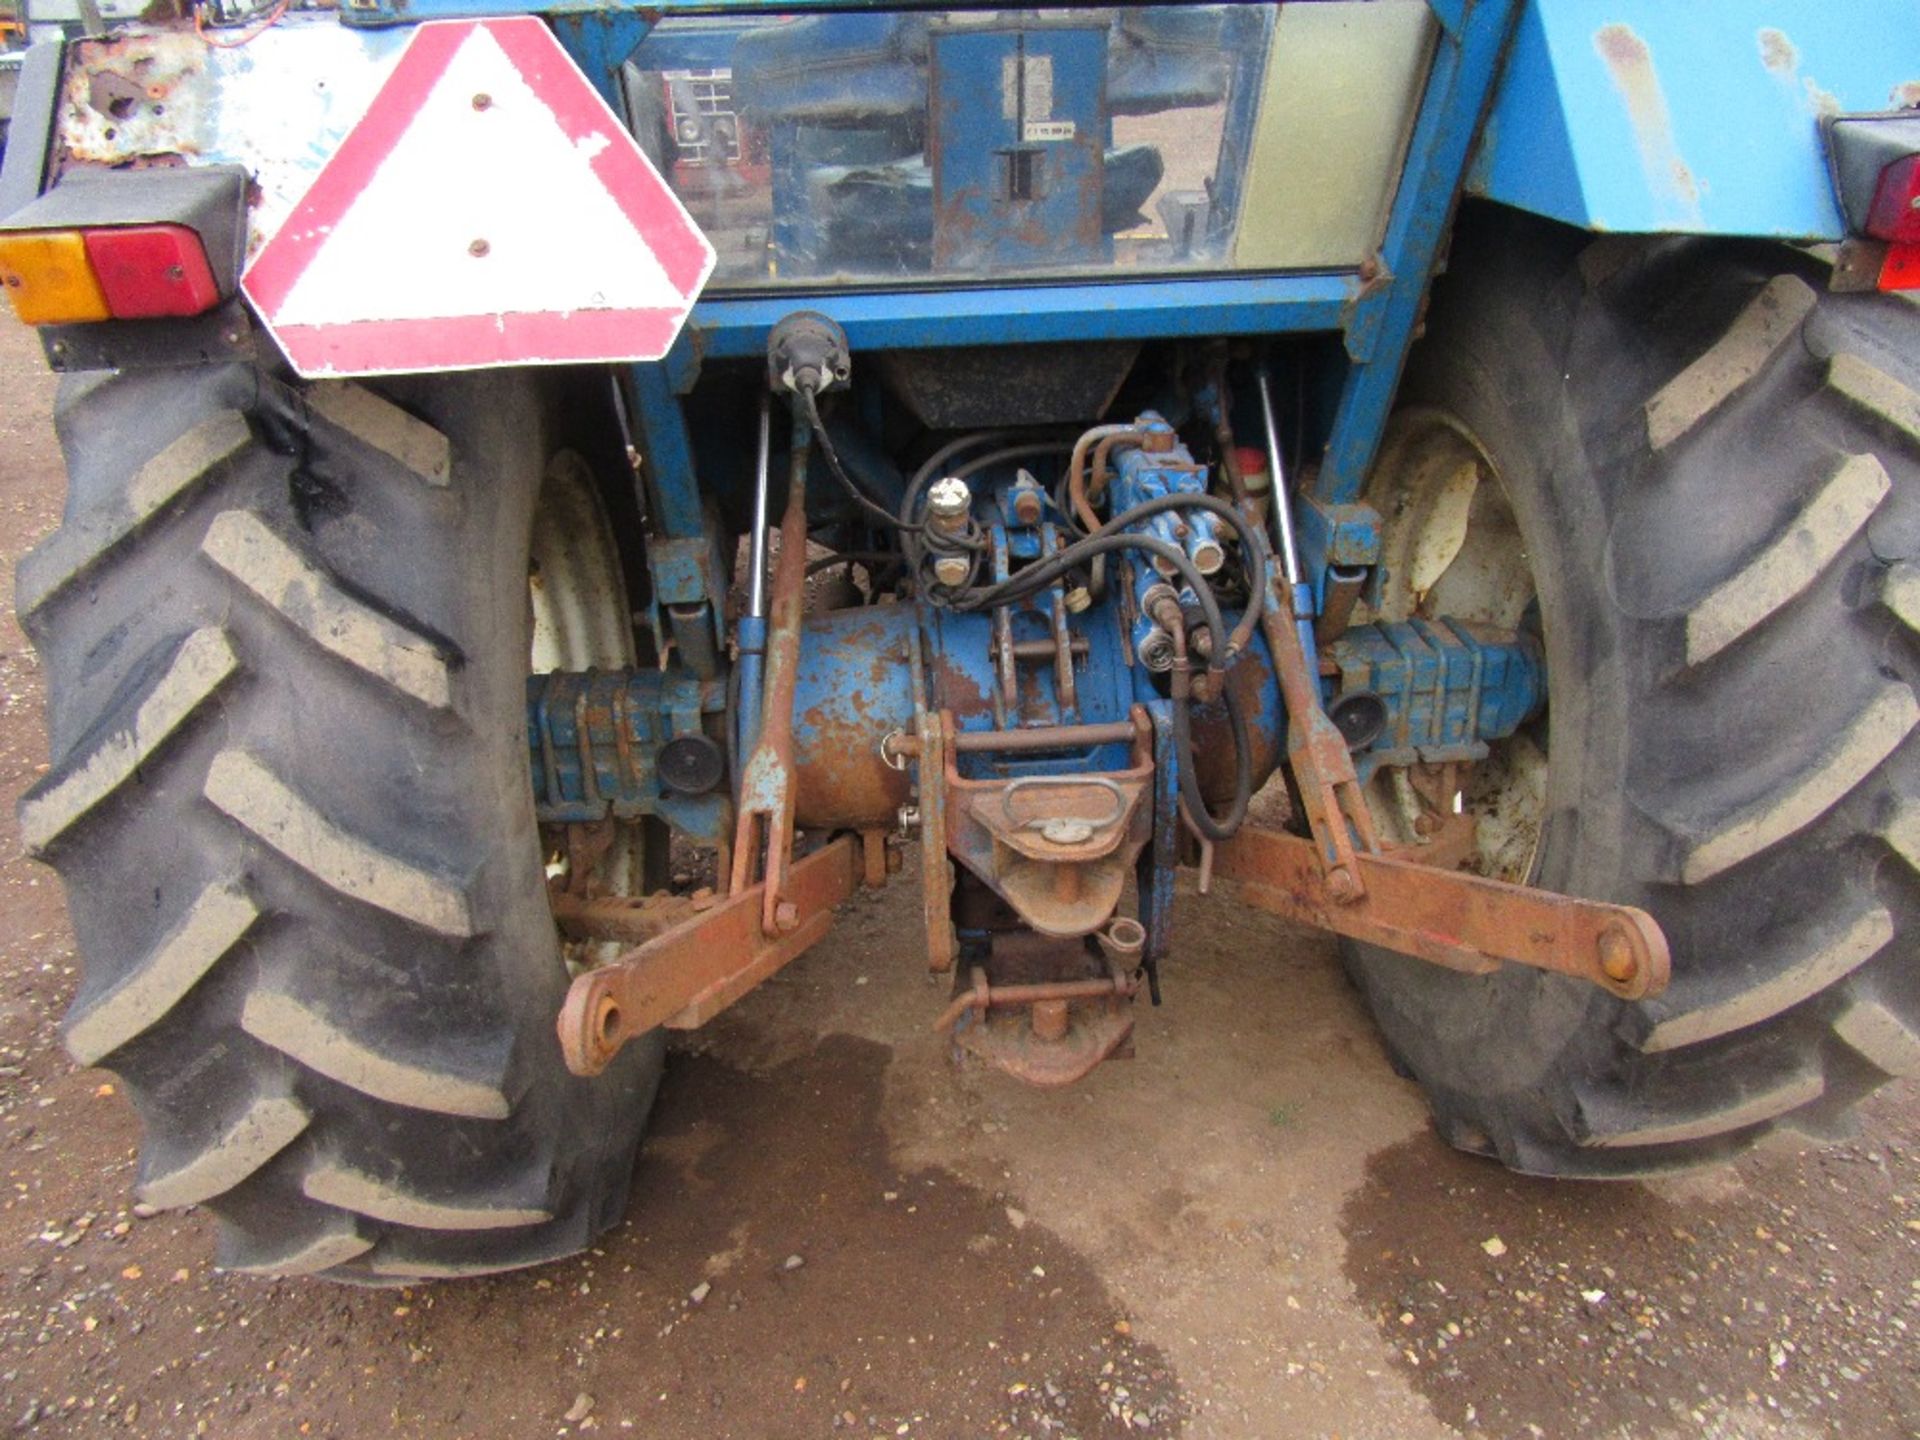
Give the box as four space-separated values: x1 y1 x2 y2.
244 17 715 378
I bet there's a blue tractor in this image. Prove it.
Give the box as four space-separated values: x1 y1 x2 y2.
1 0 1917 1280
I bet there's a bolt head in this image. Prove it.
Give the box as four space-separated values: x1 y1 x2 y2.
773 900 800 933
1325 866 1360 903
1597 929 1639 984
927 476 971 519
1038 816 1095 846
931 554 970 588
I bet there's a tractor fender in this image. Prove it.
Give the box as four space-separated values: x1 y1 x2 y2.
1468 0 1920 240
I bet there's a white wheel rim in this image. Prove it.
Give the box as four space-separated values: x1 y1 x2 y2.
530 452 645 952
1359 408 1546 882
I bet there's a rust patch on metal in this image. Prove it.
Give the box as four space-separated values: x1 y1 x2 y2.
59 29 209 171
937 934 1139 1089
1213 825 1672 1002
792 608 914 831
1757 28 1797 75
557 836 860 1075
1593 22 1702 224
930 652 991 719
1802 78 1842 119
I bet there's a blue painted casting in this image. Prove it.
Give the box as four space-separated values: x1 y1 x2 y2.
1327 619 1545 774
528 669 730 841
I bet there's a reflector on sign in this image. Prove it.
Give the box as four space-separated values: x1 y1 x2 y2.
243 17 717 378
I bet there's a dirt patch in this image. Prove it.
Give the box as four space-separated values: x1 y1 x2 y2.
1343 1110 1920 1438
5 1035 1180 1438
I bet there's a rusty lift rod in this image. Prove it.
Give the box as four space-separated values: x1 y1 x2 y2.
1248 365 1378 901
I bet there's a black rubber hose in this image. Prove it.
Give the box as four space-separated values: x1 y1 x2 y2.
1174 670 1252 842
904 431 1076 506
956 531 1230 665
801 389 922 535
950 442 1073 483
899 439 1073 531
902 441 1073 577
1081 491 1270 657
964 492 1268 653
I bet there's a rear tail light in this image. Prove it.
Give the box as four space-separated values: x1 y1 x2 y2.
1826 115 1920 294
1871 165 1920 286
0 231 111 325
1865 153 1920 246
83 225 222 318
1882 242 1920 291
0 224 220 326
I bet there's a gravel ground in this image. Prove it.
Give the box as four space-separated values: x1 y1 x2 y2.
0 315 1917 1439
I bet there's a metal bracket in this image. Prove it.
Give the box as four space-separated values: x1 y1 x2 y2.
557 836 860 1076
918 711 957 972
1213 825 1671 1001
941 709 1154 940
1260 574 1378 901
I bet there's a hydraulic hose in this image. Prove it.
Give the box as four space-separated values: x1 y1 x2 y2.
1173 668 1252 841
1085 490 1270 658
800 388 918 535
1159 605 1251 842
905 429 1054 500
1067 424 1152 532
901 436 1074 531
958 530 1230 667
966 492 1267 659
902 441 1073 579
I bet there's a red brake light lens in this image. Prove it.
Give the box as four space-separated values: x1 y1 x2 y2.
81 224 220 319
1866 153 1920 246
1882 241 1920 292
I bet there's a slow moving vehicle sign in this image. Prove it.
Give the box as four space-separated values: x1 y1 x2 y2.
244 16 716 378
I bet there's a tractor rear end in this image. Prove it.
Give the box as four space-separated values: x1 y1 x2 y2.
2 0 1918 1281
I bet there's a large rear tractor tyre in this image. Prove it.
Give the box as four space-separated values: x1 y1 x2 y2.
19 363 662 1279
1348 208 1920 1174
